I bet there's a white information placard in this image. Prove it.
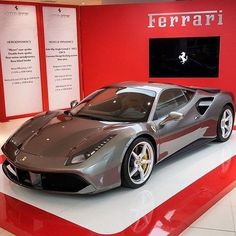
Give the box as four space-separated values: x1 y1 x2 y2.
0 4 43 117
43 7 80 110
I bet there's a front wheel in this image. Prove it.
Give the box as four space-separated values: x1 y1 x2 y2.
121 138 155 189
216 105 234 142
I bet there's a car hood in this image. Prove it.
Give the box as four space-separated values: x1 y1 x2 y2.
8 111 130 158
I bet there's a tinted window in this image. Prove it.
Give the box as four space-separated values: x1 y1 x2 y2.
71 87 156 122
155 89 189 119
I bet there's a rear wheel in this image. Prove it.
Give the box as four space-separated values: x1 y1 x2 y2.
121 138 155 188
216 105 234 142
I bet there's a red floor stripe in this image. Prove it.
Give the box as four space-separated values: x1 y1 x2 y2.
1 153 236 235
0 155 5 164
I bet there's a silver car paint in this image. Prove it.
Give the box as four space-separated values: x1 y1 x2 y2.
1 82 234 194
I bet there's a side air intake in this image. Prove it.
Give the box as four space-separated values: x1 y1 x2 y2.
196 98 214 115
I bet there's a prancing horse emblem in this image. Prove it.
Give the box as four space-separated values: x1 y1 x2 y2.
178 52 188 64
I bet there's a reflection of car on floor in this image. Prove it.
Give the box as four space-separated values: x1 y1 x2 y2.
1 82 235 194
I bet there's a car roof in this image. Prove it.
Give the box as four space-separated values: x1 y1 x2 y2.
108 81 184 93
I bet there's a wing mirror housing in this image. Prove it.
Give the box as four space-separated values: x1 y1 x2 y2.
70 100 79 108
159 111 184 127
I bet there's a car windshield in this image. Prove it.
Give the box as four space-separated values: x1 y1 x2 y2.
71 87 156 122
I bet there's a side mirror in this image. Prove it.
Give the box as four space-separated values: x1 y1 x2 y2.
70 100 79 108
159 111 184 127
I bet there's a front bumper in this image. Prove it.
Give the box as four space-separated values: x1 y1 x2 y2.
2 159 96 194
1 134 125 194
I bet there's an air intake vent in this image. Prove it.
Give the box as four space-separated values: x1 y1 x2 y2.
196 97 214 115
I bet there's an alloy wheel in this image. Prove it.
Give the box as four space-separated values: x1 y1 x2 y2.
128 141 154 185
220 109 233 139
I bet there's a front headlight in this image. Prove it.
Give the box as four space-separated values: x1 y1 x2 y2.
65 134 116 166
70 154 87 164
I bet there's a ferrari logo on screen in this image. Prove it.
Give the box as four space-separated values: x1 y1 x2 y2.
178 52 188 65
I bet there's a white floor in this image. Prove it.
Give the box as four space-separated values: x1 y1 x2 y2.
181 189 236 236
1 118 236 235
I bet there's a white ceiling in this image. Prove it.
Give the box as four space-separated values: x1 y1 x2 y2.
1 0 177 6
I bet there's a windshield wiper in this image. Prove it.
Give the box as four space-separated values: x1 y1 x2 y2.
76 114 106 121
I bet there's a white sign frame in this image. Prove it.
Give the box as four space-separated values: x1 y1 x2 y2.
43 7 80 110
0 4 43 117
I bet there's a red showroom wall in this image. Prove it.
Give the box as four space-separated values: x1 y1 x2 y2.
0 0 236 122
80 0 236 97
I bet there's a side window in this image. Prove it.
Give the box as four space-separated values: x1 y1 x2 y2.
155 89 189 119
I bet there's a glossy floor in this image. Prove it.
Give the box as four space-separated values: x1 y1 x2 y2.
0 118 236 235
181 188 236 236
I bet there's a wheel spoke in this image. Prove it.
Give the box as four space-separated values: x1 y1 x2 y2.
139 166 145 182
221 120 225 127
132 151 139 160
225 115 230 122
140 143 147 158
223 111 227 120
130 167 138 177
141 159 152 165
221 127 225 137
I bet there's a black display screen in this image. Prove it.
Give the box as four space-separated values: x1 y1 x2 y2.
149 36 220 78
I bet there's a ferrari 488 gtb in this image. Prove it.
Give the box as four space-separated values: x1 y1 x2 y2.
2 82 235 194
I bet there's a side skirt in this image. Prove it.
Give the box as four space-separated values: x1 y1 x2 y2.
156 138 216 165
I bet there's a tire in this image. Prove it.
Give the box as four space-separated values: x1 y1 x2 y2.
121 137 155 188
216 105 234 142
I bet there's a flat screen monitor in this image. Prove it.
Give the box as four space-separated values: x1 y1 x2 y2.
149 36 220 78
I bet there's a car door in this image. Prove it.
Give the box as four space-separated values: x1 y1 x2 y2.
153 88 202 161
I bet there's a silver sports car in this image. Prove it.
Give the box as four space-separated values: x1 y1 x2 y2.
2 82 235 194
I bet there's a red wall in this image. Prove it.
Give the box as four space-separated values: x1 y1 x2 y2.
80 0 236 97
0 0 236 122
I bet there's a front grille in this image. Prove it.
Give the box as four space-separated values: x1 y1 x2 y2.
2 160 89 193
41 173 89 192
